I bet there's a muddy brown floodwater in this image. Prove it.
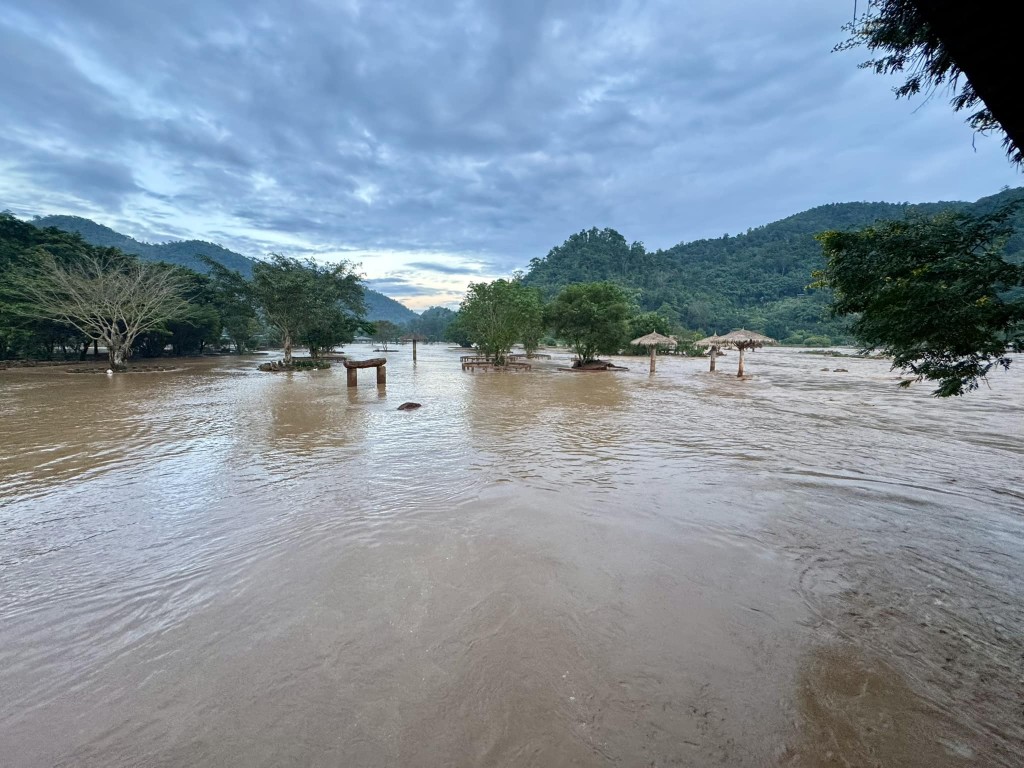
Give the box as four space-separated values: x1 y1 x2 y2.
1 345 1022 767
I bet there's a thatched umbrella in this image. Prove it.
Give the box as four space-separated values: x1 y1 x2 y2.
694 334 725 372
631 331 677 374
716 329 777 377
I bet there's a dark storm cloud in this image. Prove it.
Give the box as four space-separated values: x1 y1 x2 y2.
1 0 1018 275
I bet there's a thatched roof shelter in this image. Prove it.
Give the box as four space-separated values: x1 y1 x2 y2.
694 334 723 347
717 329 776 346
715 329 777 377
694 334 725 372
630 332 676 373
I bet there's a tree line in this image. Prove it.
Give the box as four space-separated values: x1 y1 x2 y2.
441 276 697 366
0 213 366 369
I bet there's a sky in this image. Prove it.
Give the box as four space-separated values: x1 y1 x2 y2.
1 0 1019 310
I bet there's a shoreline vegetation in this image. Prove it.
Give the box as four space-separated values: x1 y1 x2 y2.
3 186 1021 394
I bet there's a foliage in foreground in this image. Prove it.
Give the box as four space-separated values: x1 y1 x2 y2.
816 204 1024 396
838 0 1022 165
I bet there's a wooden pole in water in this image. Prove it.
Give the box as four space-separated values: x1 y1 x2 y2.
347 367 358 387
709 345 717 372
737 345 745 378
412 338 417 362
376 364 387 386
649 345 656 374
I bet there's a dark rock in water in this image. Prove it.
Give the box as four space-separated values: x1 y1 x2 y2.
833 368 849 373
397 402 422 410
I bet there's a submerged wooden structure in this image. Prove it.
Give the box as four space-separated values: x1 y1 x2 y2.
343 357 387 387
460 354 532 372
630 332 677 373
400 334 426 362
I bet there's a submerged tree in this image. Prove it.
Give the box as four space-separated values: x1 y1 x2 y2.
251 255 364 364
840 0 1023 164
372 320 401 350
12 251 191 369
816 203 1024 396
546 282 634 365
459 279 543 364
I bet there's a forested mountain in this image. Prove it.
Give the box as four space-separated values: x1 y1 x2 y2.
363 289 420 324
33 215 256 277
28 215 419 324
523 187 1024 343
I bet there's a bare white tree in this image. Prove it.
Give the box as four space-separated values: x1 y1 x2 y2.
15 252 191 369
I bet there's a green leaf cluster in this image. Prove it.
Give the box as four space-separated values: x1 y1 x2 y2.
816 203 1024 396
546 282 634 364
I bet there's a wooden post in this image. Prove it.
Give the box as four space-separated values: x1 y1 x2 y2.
737 346 745 378
412 338 417 362
709 346 717 372
376 364 386 386
347 368 358 387
649 345 656 374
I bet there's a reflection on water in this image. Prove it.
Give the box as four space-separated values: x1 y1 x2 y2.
1 345 1022 766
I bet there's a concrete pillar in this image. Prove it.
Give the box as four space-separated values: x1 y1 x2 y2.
347 367 357 387
376 364 387 386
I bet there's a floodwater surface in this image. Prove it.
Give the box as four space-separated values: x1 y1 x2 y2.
1 346 1022 766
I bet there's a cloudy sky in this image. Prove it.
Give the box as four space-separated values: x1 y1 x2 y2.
1 0 1019 309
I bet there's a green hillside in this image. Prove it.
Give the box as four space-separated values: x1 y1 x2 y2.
33 215 256 277
523 187 1024 343
363 289 420 324
29 215 418 324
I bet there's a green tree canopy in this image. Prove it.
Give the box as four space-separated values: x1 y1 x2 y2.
816 204 1024 396
459 279 543 364
546 281 635 364
443 311 473 348
406 306 456 342
251 255 364 363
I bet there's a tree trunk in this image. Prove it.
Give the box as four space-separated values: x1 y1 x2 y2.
283 330 293 365
79 339 90 361
737 346 745 378
94 340 99 357
109 341 128 370
912 1 1024 161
